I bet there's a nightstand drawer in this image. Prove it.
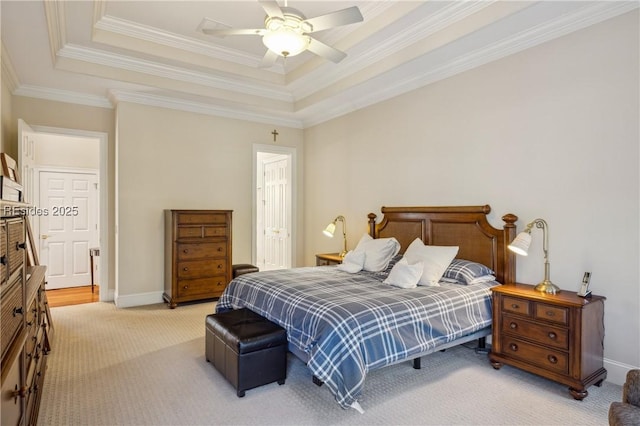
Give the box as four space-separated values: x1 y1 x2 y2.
501 314 568 350
502 336 568 375
534 303 568 325
502 296 530 316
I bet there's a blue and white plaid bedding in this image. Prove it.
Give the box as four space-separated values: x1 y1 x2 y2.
216 265 498 409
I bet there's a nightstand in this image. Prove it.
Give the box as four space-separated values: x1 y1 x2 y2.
489 283 607 400
315 253 343 266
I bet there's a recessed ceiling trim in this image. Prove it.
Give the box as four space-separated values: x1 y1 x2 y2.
43 0 67 65
94 14 274 71
13 84 113 109
288 0 499 101
1 42 20 92
57 44 293 102
108 89 303 129
300 1 640 128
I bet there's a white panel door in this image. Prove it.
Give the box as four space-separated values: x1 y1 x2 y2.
39 171 98 289
262 157 291 270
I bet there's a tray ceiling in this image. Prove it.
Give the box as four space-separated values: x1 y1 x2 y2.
2 1 637 128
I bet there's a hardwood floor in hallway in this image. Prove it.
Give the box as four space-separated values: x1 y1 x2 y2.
46 285 100 307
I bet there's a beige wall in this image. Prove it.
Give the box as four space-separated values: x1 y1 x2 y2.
304 11 639 378
115 102 304 305
1 75 14 155
33 133 100 169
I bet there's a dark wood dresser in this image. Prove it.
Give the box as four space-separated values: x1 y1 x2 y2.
164 210 232 308
1 202 51 425
489 283 606 400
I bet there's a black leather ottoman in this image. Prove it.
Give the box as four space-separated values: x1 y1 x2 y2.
205 308 287 397
232 264 259 278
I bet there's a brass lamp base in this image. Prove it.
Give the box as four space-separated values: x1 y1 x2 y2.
534 280 561 295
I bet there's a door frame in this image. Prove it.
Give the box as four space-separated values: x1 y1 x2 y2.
252 144 297 269
30 125 110 302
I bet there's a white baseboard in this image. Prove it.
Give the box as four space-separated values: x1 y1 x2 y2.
604 358 639 386
115 291 164 308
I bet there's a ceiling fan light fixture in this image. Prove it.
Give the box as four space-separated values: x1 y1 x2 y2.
262 28 310 57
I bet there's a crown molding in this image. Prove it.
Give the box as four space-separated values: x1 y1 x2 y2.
11 1 637 131
57 44 293 103
108 89 303 129
43 0 67 64
301 1 640 128
95 14 279 72
289 1 494 101
1 42 20 92
13 85 113 109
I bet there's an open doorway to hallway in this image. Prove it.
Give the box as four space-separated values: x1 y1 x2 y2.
253 144 296 271
19 119 109 305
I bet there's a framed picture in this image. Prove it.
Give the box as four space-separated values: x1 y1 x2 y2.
1 153 20 183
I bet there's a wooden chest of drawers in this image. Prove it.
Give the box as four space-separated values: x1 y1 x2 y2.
164 210 232 308
489 283 607 400
0 203 50 426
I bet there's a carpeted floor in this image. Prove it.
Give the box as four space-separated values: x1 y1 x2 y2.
37 302 620 425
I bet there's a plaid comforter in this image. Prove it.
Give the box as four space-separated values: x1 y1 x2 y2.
216 265 498 409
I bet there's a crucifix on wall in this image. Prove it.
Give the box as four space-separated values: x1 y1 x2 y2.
271 129 279 142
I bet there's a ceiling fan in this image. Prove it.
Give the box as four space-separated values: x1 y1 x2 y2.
202 1 363 67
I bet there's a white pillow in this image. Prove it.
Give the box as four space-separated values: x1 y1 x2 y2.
383 258 423 289
468 275 496 284
404 238 459 286
336 250 365 273
354 233 401 272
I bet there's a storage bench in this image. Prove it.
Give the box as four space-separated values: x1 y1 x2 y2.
232 264 259 278
205 308 287 397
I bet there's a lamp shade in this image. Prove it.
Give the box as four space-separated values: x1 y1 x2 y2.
262 28 310 57
508 231 532 256
323 222 336 237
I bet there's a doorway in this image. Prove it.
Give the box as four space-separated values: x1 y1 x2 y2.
18 120 109 303
253 144 296 271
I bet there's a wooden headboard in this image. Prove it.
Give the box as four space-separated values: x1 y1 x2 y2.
368 205 518 284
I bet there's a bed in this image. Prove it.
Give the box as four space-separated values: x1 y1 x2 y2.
216 205 518 411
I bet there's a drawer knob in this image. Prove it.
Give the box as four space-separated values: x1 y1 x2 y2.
548 331 557 340
183 267 189 271
12 306 23 317
16 242 26 250
545 311 555 317
509 322 518 330
183 285 189 289
217 264 222 269
548 355 558 364
0 255 6 265
183 249 189 254
511 303 519 309
509 343 518 352
12 385 27 402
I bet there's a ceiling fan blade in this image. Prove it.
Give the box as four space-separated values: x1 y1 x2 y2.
304 6 363 33
202 28 266 37
258 1 284 19
306 38 347 63
259 49 280 68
